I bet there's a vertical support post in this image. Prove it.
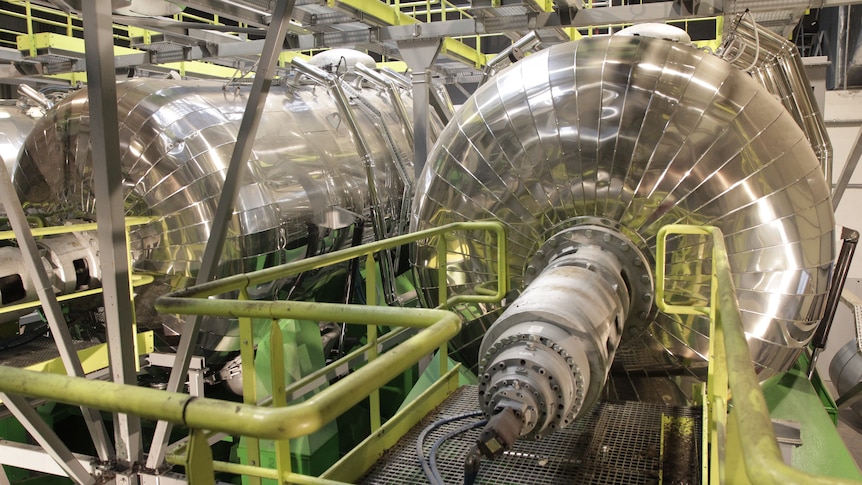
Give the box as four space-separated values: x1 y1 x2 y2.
184 429 215 485
24 1 34 57
437 233 449 377
0 158 112 460
365 254 381 432
707 233 726 485
269 322 292 480
238 289 261 485
80 0 141 464
396 38 443 180
146 0 297 469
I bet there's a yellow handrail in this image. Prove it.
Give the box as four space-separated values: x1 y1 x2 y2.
0 221 507 483
656 224 860 485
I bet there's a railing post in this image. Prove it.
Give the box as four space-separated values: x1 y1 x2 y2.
239 288 262 485
185 429 215 484
365 254 381 431
269 322 292 480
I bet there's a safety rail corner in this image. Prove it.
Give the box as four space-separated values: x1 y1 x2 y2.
0 221 507 484
656 224 860 485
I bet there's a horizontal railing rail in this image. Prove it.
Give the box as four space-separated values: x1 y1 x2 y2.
0 221 507 484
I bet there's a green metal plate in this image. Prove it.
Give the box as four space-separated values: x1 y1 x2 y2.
760 364 862 479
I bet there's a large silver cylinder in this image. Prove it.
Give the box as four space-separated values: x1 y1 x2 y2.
11 74 433 350
412 35 834 381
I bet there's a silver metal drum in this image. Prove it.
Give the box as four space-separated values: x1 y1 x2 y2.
12 74 430 351
412 35 834 379
830 340 862 423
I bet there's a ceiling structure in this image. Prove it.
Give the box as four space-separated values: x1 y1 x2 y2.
0 0 859 87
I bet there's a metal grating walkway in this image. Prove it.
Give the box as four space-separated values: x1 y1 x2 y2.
361 385 701 485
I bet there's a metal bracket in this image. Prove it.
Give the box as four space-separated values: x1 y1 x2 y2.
772 419 802 466
841 289 862 353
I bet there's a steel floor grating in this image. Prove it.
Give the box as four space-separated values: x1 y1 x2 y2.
0 335 102 368
360 385 701 485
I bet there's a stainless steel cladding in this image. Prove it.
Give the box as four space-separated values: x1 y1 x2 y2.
12 76 427 350
412 36 834 380
721 13 833 183
0 102 37 177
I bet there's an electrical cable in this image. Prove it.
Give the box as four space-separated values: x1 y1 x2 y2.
416 411 484 485
429 418 488 485
741 10 761 72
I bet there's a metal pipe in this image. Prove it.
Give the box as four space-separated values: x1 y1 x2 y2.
379 67 413 90
292 57 401 304
0 304 461 441
723 12 834 183
16 84 52 111
479 31 538 86
355 62 415 148
292 58 389 249
428 82 455 126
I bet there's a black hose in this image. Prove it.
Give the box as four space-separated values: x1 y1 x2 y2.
416 411 484 485
429 419 488 485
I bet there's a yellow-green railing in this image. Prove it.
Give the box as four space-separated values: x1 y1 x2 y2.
656 224 859 485
0 221 507 484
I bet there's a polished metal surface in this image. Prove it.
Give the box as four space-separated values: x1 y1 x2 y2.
412 36 834 379
0 102 37 177
12 71 432 351
721 12 834 185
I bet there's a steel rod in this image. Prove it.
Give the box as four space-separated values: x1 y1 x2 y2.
0 138 113 461
0 392 95 484
81 0 145 463
146 0 297 469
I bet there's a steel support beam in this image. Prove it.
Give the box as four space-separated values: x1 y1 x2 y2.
81 0 143 465
832 126 862 209
0 393 95 484
145 0 298 469
0 440 97 477
396 38 442 180
0 159 113 460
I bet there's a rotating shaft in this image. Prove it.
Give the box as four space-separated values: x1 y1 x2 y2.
477 226 650 447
